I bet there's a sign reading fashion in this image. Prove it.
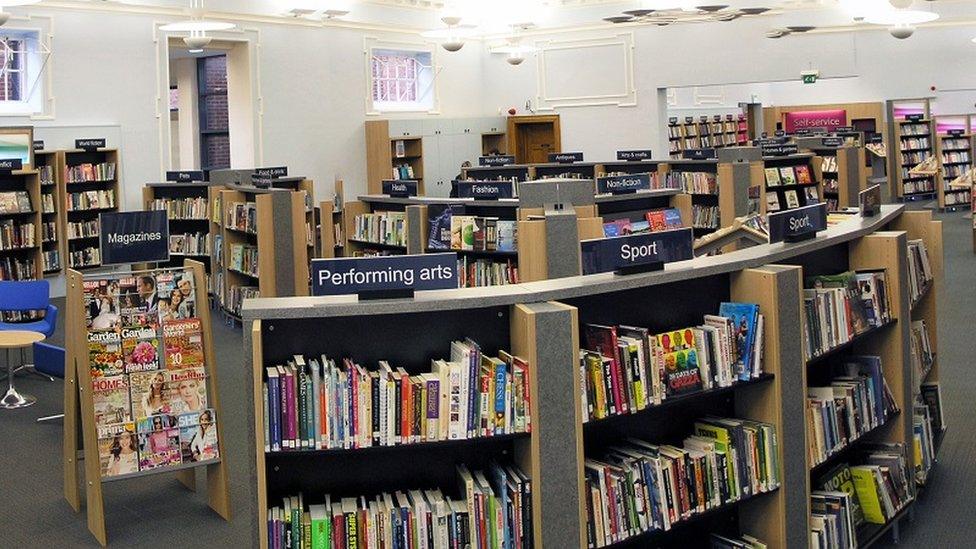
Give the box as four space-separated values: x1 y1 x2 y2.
768 202 828 244
783 110 848 133
616 150 653 161
548 152 584 164
453 180 514 200
580 228 694 275
311 253 458 296
76 138 107 152
478 155 516 167
99 210 170 265
382 180 418 198
166 170 205 183
596 173 651 195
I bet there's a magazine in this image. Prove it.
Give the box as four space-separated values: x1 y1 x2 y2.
179 409 219 462
98 422 139 477
166 367 208 414
92 374 131 428
84 279 120 330
173 270 196 319
117 277 146 315
162 318 205 370
129 370 171 419
88 330 124 378
137 427 182 470
121 325 161 373
136 413 177 433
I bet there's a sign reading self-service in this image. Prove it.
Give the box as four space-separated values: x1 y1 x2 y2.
768 202 827 244
311 253 458 296
548 152 584 164
99 210 170 265
479 155 516 167
382 180 418 198
596 173 651 195
453 180 514 200
616 150 653 162
581 228 694 275
783 109 848 133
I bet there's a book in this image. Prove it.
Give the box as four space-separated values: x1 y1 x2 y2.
652 328 704 396
88 329 124 378
717 302 760 382
765 192 781 212
784 189 800 209
162 318 205 370
764 168 781 186
427 204 459 251
496 221 517 252
779 166 797 185
92 374 131 429
121 325 161 373
795 165 813 184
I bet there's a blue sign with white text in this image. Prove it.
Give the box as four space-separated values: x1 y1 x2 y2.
453 180 514 200
768 202 827 243
596 173 651 195
382 180 418 197
581 228 694 275
99 210 170 266
311 253 459 296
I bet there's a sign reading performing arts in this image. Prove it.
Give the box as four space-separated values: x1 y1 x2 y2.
99 210 170 266
311 253 459 297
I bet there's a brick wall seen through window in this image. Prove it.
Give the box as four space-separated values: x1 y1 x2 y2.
198 54 230 170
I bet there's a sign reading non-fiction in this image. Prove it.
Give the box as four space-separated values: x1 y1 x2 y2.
616 149 653 162
783 109 847 133
382 179 418 198
822 137 844 148
311 253 458 297
768 202 828 244
682 148 717 160
98 210 170 265
166 170 205 183
0 158 23 173
76 138 106 152
453 180 514 200
762 143 799 157
596 173 651 195
581 228 694 275
548 152 584 164
254 166 288 179
860 184 882 217
32 140 44 152
478 155 516 167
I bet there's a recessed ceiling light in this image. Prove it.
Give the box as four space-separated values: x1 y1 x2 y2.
765 28 788 38
188 48 204 54
0 0 41 5
622 9 655 17
322 9 350 19
864 9 939 25
604 15 636 23
696 5 729 12
740 7 771 16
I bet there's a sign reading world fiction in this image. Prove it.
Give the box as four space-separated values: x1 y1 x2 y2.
783 109 848 133
32 140 44 152
617 150 653 162
860 184 882 217
382 179 418 198
478 155 516 167
311 253 458 297
99 210 170 265
76 138 106 152
768 202 828 244
581 228 694 275
166 170 205 183
596 173 651 195
453 180 514 200
548 152 584 164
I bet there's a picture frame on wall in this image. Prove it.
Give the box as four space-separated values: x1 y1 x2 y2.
0 126 34 170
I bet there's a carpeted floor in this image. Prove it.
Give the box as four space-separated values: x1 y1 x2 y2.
1 204 972 548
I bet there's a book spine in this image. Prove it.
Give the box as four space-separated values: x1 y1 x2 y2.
372 375 381 445
298 368 308 449
426 378 439 442
269 376 281 452
494 364 506 435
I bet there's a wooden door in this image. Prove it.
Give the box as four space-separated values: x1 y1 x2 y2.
519 123 556 164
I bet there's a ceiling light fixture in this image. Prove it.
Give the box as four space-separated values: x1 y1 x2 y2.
863 9 939 26
603 2 771 26
421 16 477 52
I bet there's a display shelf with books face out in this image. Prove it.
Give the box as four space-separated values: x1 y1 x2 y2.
58 148 121 271
759 152 824 215
664 160 721 234
798 138 868 213
934 131 974 211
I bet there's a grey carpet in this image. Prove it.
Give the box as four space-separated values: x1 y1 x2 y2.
1 204 972 548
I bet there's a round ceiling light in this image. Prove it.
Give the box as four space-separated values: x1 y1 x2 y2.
622 9 655 17
740 7 771 15
604 16 636 23
160 20 236 32
864 9 939 25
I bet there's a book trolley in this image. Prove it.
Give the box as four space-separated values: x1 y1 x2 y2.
63 260 231 545
240 203 945 548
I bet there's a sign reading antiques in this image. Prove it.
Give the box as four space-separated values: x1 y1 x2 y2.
768 202 828 244
616 150 653 162
478 155 516 167
98 210 170 265
548 152 584 164
311 253 458 297
581 228 694 275
596 173 651 195
382 180 419 198
453 180 514 200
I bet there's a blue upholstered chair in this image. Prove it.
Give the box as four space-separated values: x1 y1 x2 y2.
0 280 58 381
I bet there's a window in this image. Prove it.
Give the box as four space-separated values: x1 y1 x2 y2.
197 55 230 170
369 48 435 113
0 37 24 102
0 29 45 115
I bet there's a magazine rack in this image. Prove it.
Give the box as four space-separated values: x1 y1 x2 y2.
63 259 231 545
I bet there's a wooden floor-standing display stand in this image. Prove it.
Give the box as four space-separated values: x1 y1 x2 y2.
63 259 231 545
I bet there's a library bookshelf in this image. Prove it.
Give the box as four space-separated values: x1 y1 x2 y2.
798 140 867 211
886 100 937 201
35 150 63 276
0 168 43 281
667 114 749 159
934 131 974 211
758 152 824 215
240 204 936 548
59 148 122 271
142 181 223 284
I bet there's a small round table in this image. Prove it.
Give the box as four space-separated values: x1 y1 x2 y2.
0 330 45 409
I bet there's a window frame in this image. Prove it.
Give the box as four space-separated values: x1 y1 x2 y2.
197 54 230 171
0 28 46 117
365 38 439 115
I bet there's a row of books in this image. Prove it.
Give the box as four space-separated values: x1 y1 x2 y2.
579 303 764 422
41 194 55 214
0 256 35 280
942 163 971 179
227 201 258 234
457 257 519 289
391 163 416 181
940 137 969 150
150 197 209 220
67 219 99 240
692 204 719 229
765 186 818 213
802 270 892 360
806 356 899 467
68 246 101 268
909 320 934 384
899 122 929 136
267 461 532 549
710 534 768 549
42 249 60 272
0 191 32 214
821 156 839 173
427 205 518 253
65 161 116 183
585 417 780 548
602 208 683 237
906 239 933 304
229 243 259 277
668 120 745 138
262 340 529 452
0 220 35 250
944 188 971 205
915 382 944 484
764 165 813 187
353 211 406 247
227 284 259 316
667 171 717 195
169 232 210 256
901 151 931 165
42 221 56 242
67 189 116 212
39 164 55 185
940 150 970 164
900 137 930 151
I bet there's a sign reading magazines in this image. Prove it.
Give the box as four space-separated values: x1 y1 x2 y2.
581 228 694 275
85 267 219 478
768 202 828 243
453 180 514 200
99 210 170 266
311 253 458 297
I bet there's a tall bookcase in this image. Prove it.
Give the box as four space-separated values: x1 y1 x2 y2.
0 168 43 281
934 131 974 211
143 181 222 283
798 139 866 211
886 99 937 201
667 114 749 159
239 204 938 549
59 148 121 271
35 149 62 276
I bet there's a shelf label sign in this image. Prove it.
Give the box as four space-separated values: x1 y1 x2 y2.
597 173 651 195
822 137 844 147
0 158 22 173
948 129 965 137
860 184 882 217
32 140 43 152
311 253 458 296
76 138 106 151
616 149 653 161
166 170 205 183
479 155 515 167
549 152 583 164
98 210 170 266
762 143 799 157
254 166 288 179
382 180 418 198
682 148 717 160
581 228 694 275
768 202 827 244
836 126 854 133
906 113 925 122
453 180 514 200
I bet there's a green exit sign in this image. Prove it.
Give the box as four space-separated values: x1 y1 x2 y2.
802 73 818 84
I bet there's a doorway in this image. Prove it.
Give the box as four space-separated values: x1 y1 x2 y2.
508 115 561 164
